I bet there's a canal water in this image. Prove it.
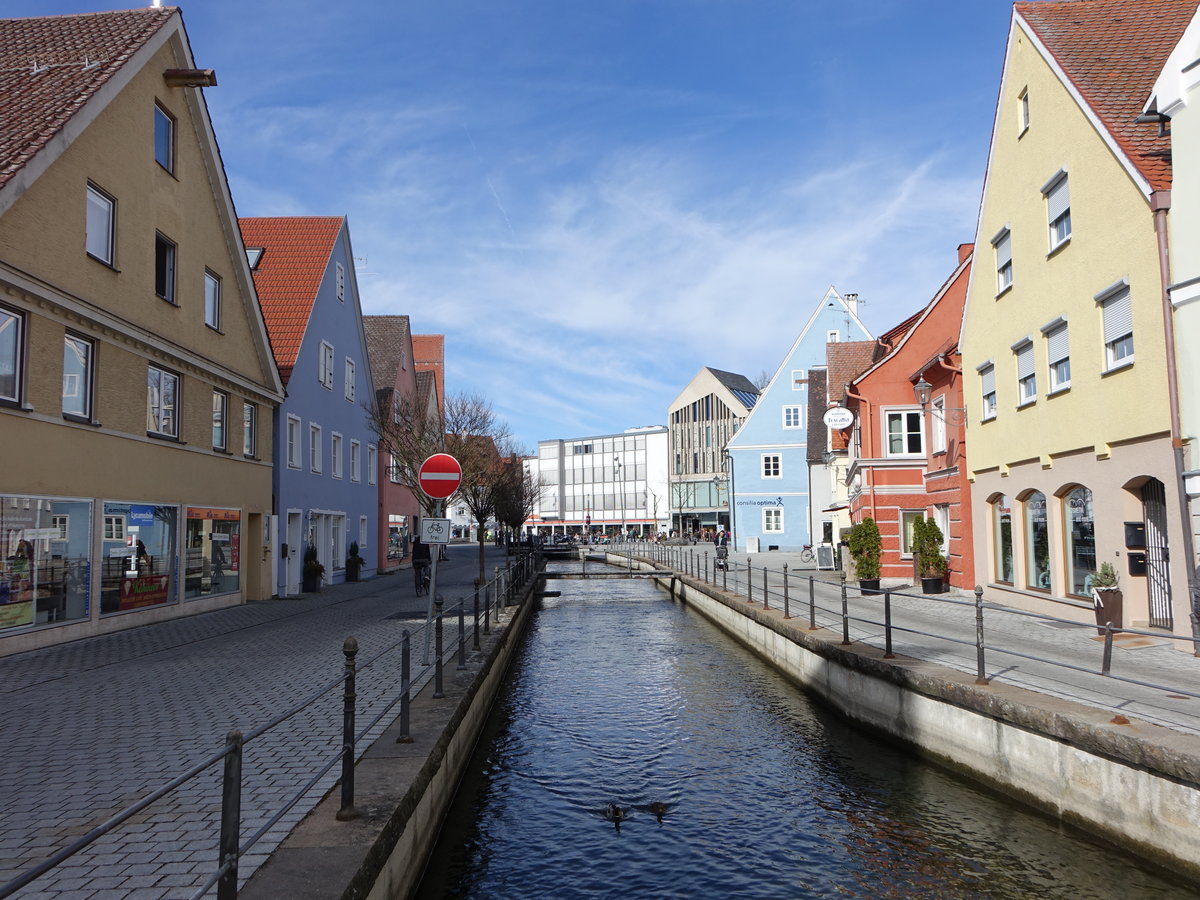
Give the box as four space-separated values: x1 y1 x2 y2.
415 569 1198 899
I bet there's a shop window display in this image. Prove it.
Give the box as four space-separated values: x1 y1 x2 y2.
1 496 91 630
184 507 240 599
1023 492 1050 591
1064 486 1095 596
100 502 177 614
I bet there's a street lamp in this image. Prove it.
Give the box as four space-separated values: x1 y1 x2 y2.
913 376 968 424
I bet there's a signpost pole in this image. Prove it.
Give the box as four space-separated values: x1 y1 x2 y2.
422 499 442 665
416 453 461 666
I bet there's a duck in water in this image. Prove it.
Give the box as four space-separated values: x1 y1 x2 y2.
646 801 669 824
604 803 627 831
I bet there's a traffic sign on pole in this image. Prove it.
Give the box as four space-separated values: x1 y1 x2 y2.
418 453 462 499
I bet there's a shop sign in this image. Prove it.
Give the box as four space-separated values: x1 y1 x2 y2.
129 506 156 526
822 407 855 430
186 507 240 521
0 598 32 629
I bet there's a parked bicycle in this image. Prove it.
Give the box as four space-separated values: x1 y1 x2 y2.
799 544 816 564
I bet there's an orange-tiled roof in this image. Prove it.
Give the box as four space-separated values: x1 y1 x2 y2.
239 216 344 386
0 8 175 192
1016 0 1198 192
412 333 445 410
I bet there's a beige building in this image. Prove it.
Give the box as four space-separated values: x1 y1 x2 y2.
0 9 283 654
667 367 758 535
961 0 1197 639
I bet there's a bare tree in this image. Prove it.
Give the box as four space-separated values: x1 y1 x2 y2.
444 394 512 585
495 454 543 552
753 369 773 391
368 390 444 516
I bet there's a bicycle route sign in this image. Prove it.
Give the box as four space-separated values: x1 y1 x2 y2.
420 517 451 544
418 453 462 499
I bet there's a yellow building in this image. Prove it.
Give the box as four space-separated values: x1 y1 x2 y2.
0 9 283 654
961 0 1198 639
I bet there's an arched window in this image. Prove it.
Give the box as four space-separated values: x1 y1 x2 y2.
1064 486 1095 596
1024 491 1050 590
992 495 1014 584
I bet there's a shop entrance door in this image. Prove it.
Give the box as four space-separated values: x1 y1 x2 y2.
1141 479 1173 630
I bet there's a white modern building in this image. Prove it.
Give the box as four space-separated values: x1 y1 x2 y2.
525 426 669 537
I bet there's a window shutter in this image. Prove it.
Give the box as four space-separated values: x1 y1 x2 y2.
1102 289 1132 343
981 365 996 396
1046 176 1069 222
1046 324 1069 364
995 231 1011 268
1015 341 1034 379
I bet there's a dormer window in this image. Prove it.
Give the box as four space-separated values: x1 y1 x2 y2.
246 247 264 269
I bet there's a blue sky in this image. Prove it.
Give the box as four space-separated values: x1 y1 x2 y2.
18 1 1016 449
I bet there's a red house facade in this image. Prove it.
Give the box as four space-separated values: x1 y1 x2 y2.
843 246 976 591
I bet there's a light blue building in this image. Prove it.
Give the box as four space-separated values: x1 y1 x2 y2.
726 289 871 552
241 216 379 595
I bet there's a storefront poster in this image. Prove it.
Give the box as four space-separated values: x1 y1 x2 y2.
230 533 240 572
119 574 170 610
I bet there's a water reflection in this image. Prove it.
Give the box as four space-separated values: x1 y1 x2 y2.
416 568 1197 899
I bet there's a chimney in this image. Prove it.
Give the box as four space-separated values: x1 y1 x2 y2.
843 292 859 316
958 243 974 264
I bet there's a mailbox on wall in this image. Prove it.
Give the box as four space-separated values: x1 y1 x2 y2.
1125 521 1147 549
1128 552 1147 576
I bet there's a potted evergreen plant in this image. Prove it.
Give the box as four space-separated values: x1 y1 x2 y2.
345 541 366 583
1091 561 1122 634
302 546 325 593
847 517 882 594
912 517 948 594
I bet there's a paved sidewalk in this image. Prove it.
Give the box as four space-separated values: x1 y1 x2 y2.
622 543 1200 737
0 542 511 899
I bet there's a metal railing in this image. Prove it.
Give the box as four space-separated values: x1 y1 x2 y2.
619 543 1200 732
0 553 540 900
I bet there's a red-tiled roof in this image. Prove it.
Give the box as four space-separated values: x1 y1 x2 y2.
364 314 410 402
239 216 344 386
1016 0 1198 192
412 334 445 410
0 7 175 192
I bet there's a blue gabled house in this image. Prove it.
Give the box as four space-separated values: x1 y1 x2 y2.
726 288 872 552
240 216 378 595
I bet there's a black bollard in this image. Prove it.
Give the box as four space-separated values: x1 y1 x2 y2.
396 630 412 743
434 597 445 699
336 637 359 821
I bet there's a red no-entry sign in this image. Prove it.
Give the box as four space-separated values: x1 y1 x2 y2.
418 453 462 499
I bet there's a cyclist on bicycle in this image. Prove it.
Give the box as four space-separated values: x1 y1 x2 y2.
412 537 431 594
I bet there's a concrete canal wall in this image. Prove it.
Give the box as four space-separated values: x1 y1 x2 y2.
239 575 541 900
634 558 1200 883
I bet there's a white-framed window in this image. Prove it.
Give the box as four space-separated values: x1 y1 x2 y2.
1018 87 1029 134
350 439 361 482
978 362 997 421
763 507 784 533
344 358 355 402
761 454 781 479
1097 283 1133 370
86 183 115 265
827 330 840 343
885 410 923 456
336 262 345 302
319 341 334 389
243 402 257 457
103 515 126 542
205 270 221 330
934 505 950 556
212 389 228 450
359 515 368 549
52 514 70 541
388 452 401 483
1043 170 1071 250
791 369 805 390
155 232 176 302
154 102 175 172
1013 338 1036 405
331 432 343 478
931 396 946 453
147 365 179 437
783 405 803 429
310 423 322 473
286 415 301 468
368 445 378 485
0 305 24 403
1042 318 1070 393
62 333 93 419
993 227 1012 293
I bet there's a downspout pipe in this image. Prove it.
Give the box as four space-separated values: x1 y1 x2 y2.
1151 191 1200 654
844 385 877 524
